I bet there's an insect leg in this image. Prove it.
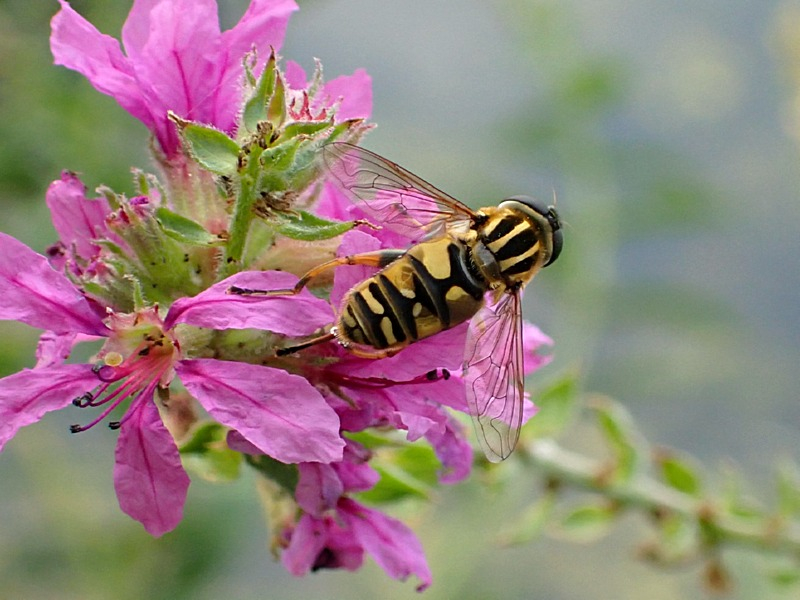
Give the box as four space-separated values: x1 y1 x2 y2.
275 331 337 356
227 250 406 297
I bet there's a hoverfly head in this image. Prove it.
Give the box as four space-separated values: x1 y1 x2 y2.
498 195 563 267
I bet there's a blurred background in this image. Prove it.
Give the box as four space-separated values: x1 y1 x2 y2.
1 0 800 598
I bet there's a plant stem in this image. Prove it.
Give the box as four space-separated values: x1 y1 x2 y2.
526 438 800 556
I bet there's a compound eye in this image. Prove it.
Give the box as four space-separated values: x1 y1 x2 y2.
503 194 551 218
545 228 563 266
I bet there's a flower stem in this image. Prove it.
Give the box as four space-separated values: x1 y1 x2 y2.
221 163 258 278
525 438 800 556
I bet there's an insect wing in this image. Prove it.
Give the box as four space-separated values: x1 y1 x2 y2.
323 142 476 243
463 291 525 462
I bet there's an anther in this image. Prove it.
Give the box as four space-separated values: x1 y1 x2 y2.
69 424 84 433
72 392 94 407
108 421 121 430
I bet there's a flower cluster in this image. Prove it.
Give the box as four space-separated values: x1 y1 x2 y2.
0 0 553 591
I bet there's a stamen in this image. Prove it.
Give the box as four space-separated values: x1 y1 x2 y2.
327 367 454 389
69 341 172 433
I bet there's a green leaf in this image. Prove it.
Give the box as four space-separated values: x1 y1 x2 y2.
278 210 360 241
719 463 763 520
358 464 432 504
556 503 616 543
356 444 439 505
651 511 697 562
392 444 440 487
768 564 800 588
497 490 557 546
592 397 645 482
245 454 299 493
155 207 222 246
179 422 242 483
171 113 240 175
656 451 702 496
777 460 800 517
345 430 398 449
525 373 579 439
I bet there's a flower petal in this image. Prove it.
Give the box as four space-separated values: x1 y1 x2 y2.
340 498 432 591
35 331 78 368
320 69 372 122
51 1 151 130
282 514 364 575
45 171 115 262
216 0 298 126
425 418 473 484
123 0 223 153
0 233 106 335
0 364 100 451
281 514 329 575
295 463 344 516
336 440 379 492
342 323 469 380
165 270 334 334
522 321 554 375
176 359 344 463
114 400 191 536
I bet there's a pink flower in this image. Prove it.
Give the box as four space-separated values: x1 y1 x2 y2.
51 0 297 156
284 61 372 124
281 441 433 591
0 232 345 536
50 0 372 158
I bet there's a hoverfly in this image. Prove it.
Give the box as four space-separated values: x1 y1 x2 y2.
230 143 562 462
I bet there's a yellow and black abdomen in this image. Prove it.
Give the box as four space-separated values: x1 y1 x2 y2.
338 236 487 353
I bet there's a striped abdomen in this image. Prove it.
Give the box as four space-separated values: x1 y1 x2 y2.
338 236 487 352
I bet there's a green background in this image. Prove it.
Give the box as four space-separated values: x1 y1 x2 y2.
1 1 799 598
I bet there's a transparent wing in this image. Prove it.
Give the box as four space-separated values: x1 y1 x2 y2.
463 290 525 462
323 142 477 242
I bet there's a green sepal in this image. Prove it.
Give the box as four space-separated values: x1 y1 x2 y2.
130 275 146 312
155 207 223 246
266 67 287 130
170 112 240 175
277 120 333 143
179 422 243 483
278 211 360 241
556 503 617 543
242 51 277 134
132 169 163 199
